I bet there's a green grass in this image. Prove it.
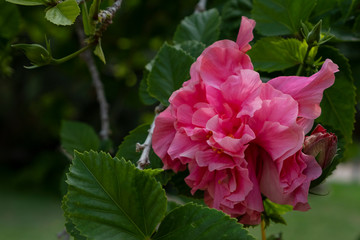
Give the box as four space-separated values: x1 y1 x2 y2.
0 182 359 240
0 188 65 240
249 182 360 240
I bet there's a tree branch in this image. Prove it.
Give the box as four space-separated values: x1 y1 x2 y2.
195 0 207 13
76 21 111 140
136 104 164 169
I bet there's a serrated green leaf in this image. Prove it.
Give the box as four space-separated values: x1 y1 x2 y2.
60 120 100 156
0 1 20 39
147 43 194 106
94 40 106 64
317 46 356 145
5 0 45 6
153 203 255 240
248 37 308 72
45 0 80 26
115 123 173 184
252 0 316 36
173 9 221 46
63 151 167 240
175 40 206 58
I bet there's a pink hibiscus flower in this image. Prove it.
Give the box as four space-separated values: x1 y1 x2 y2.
152 16 339 225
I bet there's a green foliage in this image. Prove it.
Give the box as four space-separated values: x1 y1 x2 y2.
63 151 167 240
5 0 45 6
248 37 311 72
263 199 293 227
173 9 221 46
0 1 20 39
81 1 94 36
60 120 100 156
115 123 174 185
139 60 158 105
176 40 206 58
45 0 80 26
147 43 194 106
153 203 256 240
252 0 316 36
220 0 252 39
94 40 106 64
317 46 356 146
115 124 150 165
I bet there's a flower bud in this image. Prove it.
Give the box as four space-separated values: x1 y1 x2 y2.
12 43 52 68
303 124 337 169
306 20 322 46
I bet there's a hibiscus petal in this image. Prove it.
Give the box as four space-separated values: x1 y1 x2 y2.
152 108 186 172
199 47 253 88
268 59 339 120
236 16 256 52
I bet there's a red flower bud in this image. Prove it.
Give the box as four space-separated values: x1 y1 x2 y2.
303 124 337 169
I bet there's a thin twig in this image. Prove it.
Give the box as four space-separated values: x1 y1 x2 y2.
75 21 111 140
194 0 207 13
136 104 164 169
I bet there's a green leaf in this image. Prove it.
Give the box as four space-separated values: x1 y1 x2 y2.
115 124 150 165
317 46 356 145
64 151 167 240
81 1 94 36
173 9 221 46
115 123 173 184
0 1 20 39
248 37 307 72
89 0 101 20
139 70 158 105
5 0 45 6
45 0 80 26
220 0 252 39
153 203 255 240
252 0 316 36
147 43 194 106
263 198 292 227
94 39 106 64
60 120 100 156
175 40 206 58
139 60 158 105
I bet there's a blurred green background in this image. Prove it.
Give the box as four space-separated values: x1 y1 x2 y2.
0 0 359 239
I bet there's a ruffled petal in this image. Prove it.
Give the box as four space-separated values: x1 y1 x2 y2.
268 59 338 120
236 16 256 52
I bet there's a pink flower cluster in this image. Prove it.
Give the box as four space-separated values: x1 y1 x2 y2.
152 17 339 225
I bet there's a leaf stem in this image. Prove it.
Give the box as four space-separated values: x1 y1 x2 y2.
51 44 93 65
261 218 266 240
296 44 313 76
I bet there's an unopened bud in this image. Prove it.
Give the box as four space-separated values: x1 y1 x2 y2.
12 43 52 68
306 20 322 46
303 124 337 169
